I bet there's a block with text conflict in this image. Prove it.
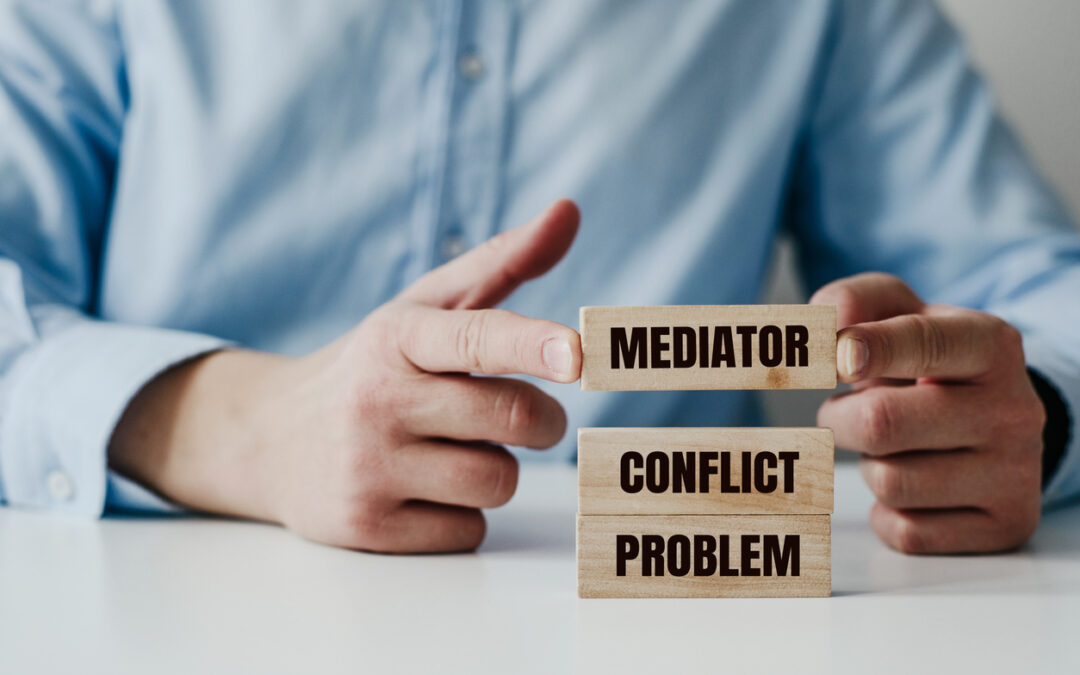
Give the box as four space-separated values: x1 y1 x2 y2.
577 514 831 598
579 305 837 391
578 427 833 515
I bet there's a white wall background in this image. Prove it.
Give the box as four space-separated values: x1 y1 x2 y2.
939 0 1080 215
762 0 1080 431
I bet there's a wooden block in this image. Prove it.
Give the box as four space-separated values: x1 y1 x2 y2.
579 305 836 391
578 427 833 515
577 514 830 598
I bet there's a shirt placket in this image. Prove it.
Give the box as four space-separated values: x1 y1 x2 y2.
433 0 513 269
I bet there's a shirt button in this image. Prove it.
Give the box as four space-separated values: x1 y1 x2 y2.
47 470 75 502
458 51 486 80
440 233 469 260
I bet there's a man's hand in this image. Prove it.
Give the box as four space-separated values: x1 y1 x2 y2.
811 273 1046 554
109 200 583 553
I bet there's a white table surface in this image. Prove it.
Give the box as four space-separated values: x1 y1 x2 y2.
2 463 1078 674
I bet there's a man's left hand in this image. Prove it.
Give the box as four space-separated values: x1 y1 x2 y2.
811 273 1046 554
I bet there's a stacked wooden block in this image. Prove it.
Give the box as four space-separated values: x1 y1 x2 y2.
576 305 837 598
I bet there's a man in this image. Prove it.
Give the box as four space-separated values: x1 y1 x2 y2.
1 0 1076 555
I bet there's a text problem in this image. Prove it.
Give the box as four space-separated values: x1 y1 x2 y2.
577 514 831 598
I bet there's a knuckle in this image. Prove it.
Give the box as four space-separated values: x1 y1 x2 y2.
860 395 898 451
456 310 506 372
343 499 392 550
497 384 542 438
877 273 921 305
1006 451 1042 499
1005 403 1046 443
993 318 1024 355
346 378 384 422
456 311 488 372
486 453 520 506
342 443 377 480
362 304 409 360
344 371 404 431
512 326 541 373
869 462 908 506
993 502 1040 550
811 282 857 310
892 515 928 555
876 272 906 286
342 442 394 492
1015 393 1048 438
449 451 519 506
481 230 512 257
911 314 948 373
993 388 1047 442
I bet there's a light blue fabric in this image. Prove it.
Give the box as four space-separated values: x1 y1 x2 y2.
0 0 1077 515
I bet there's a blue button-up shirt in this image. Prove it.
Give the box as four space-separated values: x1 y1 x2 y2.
1 0 1078 515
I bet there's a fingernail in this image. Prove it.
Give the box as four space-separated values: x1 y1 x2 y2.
838 335 869 379
542 338 573 378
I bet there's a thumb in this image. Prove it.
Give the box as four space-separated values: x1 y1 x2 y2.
399 199 581 309
810 272 926 385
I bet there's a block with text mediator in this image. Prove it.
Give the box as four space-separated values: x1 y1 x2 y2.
579 305 837 391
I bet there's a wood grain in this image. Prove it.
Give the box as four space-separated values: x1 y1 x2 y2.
578 427 833 515
579 305 837 391
577 514 831 598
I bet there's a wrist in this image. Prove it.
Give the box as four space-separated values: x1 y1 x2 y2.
109 348 295 523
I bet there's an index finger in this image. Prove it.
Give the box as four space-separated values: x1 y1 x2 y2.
810 272 924 330
399 200 580 310
837 309 1002 382
395 304 582 383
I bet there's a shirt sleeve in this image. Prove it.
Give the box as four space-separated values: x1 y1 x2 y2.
788 0 1080 506
0 0 229 516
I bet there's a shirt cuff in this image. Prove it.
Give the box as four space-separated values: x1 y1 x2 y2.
0 320 229 516
1022 335 1080 508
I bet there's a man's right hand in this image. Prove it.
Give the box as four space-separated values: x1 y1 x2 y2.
108 200 583 553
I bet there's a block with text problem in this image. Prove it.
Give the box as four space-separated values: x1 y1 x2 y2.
577 514 831 598
579 305 837 391
578 427 833 516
